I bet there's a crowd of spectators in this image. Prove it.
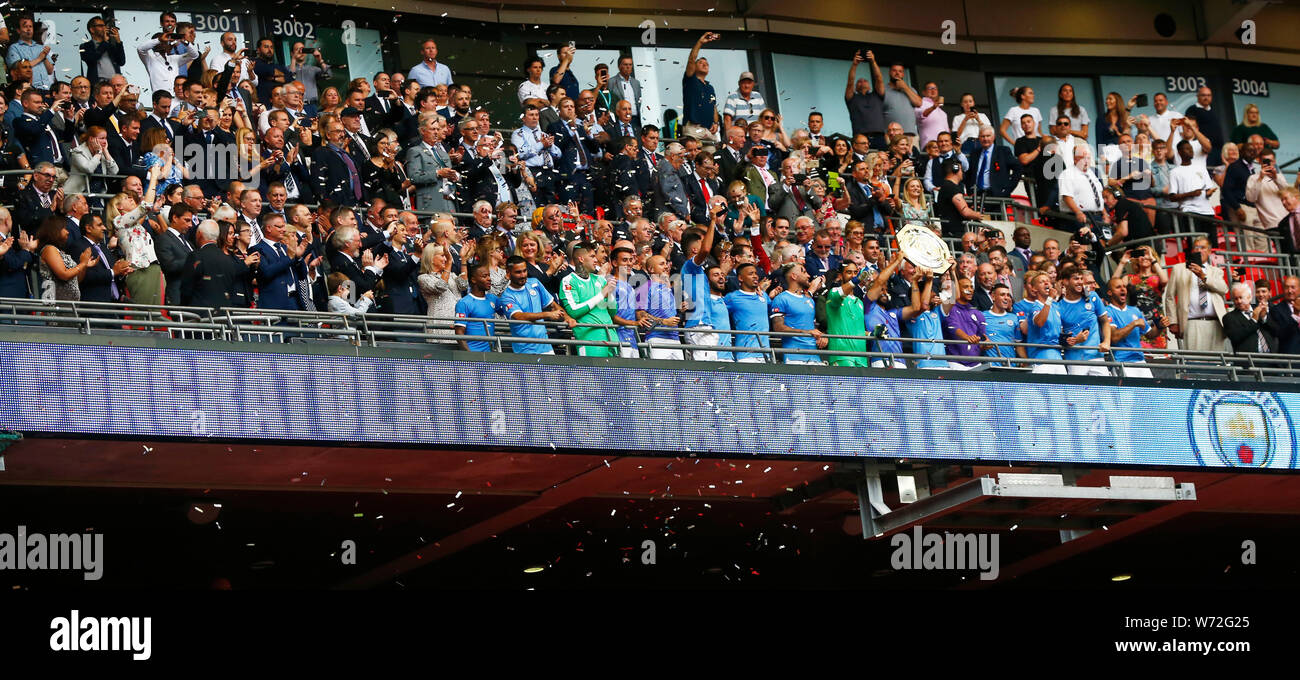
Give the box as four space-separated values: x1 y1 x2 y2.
1 13 1299 370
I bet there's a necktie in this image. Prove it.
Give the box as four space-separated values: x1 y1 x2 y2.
536 129 552 168
93 243 118 300
1088 174 1101 211
792 186 805 211
337 147 362 200
622 123 631 137
571 127 586 167
177 232 192 252
353 133 370 160
1196 274 1209 315
977 149 989 190
699 178 710 203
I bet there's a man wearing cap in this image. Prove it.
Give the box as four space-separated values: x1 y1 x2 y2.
723 72 766 130
339 107 373 164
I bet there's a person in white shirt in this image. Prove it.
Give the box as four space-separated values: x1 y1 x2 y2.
517 55 548 105
1141 93 1183 146
1168 139 1218 218
137 34 198 96
1169 116 1211 170
1058 145 1106 230
1246 149 1290 230
999 86 1041 145
209 32 257 88
950 93 990 153
1047 83 1090 141
327 272 376 316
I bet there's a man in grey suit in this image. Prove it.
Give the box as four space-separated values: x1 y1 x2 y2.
608 55 643 128
405 112 459 213
656 142 691 220
767 157 822 223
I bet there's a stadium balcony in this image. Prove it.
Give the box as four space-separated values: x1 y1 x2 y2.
2 1 1300 594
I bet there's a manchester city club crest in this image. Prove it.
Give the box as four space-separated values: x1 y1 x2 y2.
1187 390 1297 469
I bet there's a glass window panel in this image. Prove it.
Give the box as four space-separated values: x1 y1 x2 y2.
632 46 749 132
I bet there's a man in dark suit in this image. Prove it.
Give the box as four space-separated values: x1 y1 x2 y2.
251 213 306 311
312 117 365 207
714 125 747 185
14 90 64 167
685 151 723 226
603 136 641 219
327 224 387 296
139 91 181 143
804 231 842 280
180 220 242 308
965 126 1021 197
79 17 126 84
156 204 196 305
547 98 602 213
835 159 881 228
0 222 38 298
634 125 661 204
109 116 144 182
1267 276 1300 354
82 80 121 132
180 107 237 198
14 163 61 235
378 234 421 315
67 213 122 303
606 100 640 146
1224 281 1274 354
366 73 405 128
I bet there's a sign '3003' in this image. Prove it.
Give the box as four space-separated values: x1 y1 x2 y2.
271 18 316 40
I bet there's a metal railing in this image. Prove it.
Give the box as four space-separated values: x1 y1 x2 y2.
2 295 1298 384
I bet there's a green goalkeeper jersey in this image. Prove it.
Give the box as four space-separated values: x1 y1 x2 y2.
560 271 618 357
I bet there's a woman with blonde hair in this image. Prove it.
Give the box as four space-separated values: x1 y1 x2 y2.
66 126 119 208
1230 103 1280 150
758 108 792 154
514 229 565 291
317 87 342 115
897 176 932 229
417 243 467 342
108 165 166 304
473 235 509 295
235 126 276 187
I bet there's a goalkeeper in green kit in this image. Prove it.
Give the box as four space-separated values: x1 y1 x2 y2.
560 241 620 357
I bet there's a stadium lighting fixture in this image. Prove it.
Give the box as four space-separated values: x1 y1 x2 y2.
523 566 545 574
1111 574 1132 582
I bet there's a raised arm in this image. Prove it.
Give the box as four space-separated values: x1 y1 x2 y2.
845 52 862 101
685 32 719 79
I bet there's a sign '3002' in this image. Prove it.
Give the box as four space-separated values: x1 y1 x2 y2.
271 18 316 40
